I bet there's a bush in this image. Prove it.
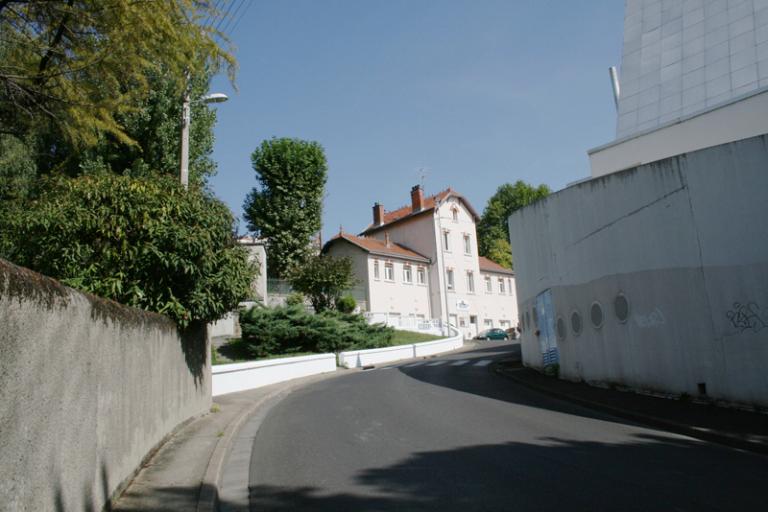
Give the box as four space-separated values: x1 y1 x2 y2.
239 305 393 358
285 292 305 307
0 173 256 327
289 255 357 312
335 295 356 313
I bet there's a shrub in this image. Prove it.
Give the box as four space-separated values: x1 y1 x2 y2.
285 292 305 307
335 295 356 313
0 173 256 327
289 255 357 313
239 305 393 358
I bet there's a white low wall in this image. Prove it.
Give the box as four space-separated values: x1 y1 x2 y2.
212 353 337 396
339 328 463 368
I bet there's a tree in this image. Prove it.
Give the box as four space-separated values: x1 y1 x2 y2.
0 173 257 327
289 255 357 313
0 0 234 149
243 138 328 277
477 181 551 268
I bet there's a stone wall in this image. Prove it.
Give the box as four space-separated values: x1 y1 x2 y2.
0 259 211 511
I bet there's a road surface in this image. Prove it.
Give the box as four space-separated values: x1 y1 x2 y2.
243 341 767 511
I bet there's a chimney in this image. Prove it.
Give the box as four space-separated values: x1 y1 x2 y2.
372 202 384 226
411 184 424 212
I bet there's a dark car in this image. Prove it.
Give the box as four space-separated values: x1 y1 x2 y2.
475 328 508 340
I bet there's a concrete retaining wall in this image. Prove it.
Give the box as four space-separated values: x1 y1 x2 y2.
339 328 463 368
0 259 211 511
508 134 768 407
212 353 337 396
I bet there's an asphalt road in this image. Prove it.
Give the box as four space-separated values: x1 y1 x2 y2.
246 341 768 511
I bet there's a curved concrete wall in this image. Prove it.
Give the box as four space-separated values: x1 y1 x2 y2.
0 260 211 511
509 134 768 407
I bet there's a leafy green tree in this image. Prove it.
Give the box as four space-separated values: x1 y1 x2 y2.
289 255 357 313
0 0 234 149
0 134 37 204
243 138 328 277
0 173 256 327
478 181 551 268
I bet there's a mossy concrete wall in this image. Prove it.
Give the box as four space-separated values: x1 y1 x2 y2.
509 134 768 407
0 259 211 511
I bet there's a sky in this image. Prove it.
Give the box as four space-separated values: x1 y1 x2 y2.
207 0 626 242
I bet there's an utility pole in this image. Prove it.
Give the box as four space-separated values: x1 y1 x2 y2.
180 90 191 189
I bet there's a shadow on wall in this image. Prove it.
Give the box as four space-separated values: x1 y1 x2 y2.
180 321 208 388
246 434 768 511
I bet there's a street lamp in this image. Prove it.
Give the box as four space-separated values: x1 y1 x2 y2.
180 92 229 189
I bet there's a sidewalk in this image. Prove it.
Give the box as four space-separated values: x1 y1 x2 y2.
111 372 343 512
495 359 768 455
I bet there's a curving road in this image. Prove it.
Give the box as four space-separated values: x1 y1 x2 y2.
241 341 767 511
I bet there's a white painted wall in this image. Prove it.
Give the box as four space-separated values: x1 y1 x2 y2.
212 353 337 396
338 327 463 368
366 255 431 317
590 89 768 178
510 134 768 407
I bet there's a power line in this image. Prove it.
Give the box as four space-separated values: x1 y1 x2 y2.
226 0 252 36
218 0 246 36
213 0 238 34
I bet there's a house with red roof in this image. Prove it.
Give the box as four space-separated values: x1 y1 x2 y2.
323 185 518 339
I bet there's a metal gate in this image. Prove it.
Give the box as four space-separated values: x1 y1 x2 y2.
535 289 559 366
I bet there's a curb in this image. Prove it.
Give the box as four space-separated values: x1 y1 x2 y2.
494 363 768 457
196 388 282 512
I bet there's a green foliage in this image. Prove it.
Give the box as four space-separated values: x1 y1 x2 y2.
289 255 358 313
335 295 357 314
0 134 37 204
239 305 394 358
44 70 219 186
285 292 306 307
243 138 328 277
0 173 256 327
0 0 235 149
477 181 551 268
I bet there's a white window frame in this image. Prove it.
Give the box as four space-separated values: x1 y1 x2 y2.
446 269 455 290
485 275 492 293
403 265 413 284
466 271 475 293
416 267 426 285
384 262 395 281
373 259 380 280
442 230 451 252
498 277 505 294
463 234 471 255
452 207 459 222
484 318 493 328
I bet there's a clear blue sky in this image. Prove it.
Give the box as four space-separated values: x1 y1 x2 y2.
208 0 625 242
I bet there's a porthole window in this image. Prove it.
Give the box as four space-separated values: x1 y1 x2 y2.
590 301 604 329
571 310 582 336
556 316 566 340
614 293 630 323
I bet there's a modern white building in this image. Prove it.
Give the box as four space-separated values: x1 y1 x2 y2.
323 185 518 339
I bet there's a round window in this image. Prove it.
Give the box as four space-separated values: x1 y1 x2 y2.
571 310 582 336
614 293 630 323
590 301 604 329
556 317 566 340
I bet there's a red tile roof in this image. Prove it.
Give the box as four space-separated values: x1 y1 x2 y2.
478 256 514 275
361 188 479 234
324 232 430 263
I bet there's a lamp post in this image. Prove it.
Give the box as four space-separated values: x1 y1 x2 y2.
180 92 229 189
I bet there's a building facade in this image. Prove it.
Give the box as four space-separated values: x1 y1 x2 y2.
323 186 518 339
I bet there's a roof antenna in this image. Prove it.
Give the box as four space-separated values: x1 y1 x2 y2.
417 167 429 192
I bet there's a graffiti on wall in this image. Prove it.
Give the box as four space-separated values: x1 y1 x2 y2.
634 307 666 328
726 302 766 333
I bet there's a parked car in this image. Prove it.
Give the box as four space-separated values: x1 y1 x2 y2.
475 328 509 340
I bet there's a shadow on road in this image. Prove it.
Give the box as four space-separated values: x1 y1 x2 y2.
248 432 767 511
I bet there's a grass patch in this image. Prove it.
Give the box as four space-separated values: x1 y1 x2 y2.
389 329 443 345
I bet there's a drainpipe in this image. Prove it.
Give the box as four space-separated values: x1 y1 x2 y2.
435 202 451 335
609 66 621 111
